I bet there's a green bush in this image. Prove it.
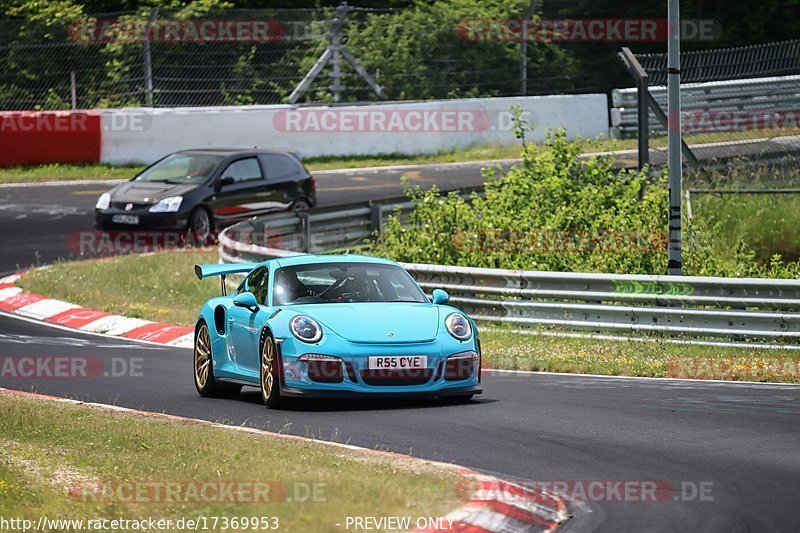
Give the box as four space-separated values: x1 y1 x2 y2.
373 110 800 278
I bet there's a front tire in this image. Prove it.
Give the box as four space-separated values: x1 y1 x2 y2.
261 334 283 408
194 323 217 396
194 322 241 397
189 207 213 246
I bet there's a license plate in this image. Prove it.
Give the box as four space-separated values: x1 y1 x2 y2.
368 356 427 370
112 214 139 225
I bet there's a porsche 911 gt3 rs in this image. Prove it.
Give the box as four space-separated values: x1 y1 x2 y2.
193 254 481 407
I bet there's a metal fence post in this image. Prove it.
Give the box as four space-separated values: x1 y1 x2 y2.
618 47 649 170
667 0 682 275
70 71 77 109
329 4 345 102
143 7 159 107
637 73 649 169
519 0 540 96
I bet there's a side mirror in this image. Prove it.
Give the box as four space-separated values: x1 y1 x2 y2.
233 291 259 311
216 176 235 190
431 289 450 305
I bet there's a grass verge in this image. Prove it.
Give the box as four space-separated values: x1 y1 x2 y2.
18 249 800 383
0 163 142 184
483 328 800 383
0 392 461 531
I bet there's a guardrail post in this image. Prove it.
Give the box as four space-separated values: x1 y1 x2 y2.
300 212 311 252
370 203 383 235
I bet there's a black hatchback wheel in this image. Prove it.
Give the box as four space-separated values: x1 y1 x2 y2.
290 199 311 212
189 208 213 245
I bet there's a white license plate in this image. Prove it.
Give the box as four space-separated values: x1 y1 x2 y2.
368 356 427 370
112 214 139 225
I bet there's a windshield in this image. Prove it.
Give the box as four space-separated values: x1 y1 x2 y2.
273 262 428 305
134 153 224 184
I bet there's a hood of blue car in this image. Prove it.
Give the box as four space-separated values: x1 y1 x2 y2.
298 303 440 343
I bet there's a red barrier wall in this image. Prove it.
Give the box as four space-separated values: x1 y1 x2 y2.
0 111 101 167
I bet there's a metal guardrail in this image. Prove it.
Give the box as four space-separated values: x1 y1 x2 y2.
218 198 800 343
221 186 483 255
610 74 800 138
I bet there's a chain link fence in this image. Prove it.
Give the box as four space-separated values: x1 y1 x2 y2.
0 4 618 110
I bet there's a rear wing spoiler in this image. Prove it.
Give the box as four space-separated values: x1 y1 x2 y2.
194 263 259 295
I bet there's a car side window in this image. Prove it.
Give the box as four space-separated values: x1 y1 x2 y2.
237 267 269 304
262 154 299 181
221 157 263 184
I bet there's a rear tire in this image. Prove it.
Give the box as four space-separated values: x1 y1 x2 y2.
194 322 241 397
290 199 311 212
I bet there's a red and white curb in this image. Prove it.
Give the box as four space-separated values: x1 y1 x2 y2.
0 272 194 348
0 387 570 532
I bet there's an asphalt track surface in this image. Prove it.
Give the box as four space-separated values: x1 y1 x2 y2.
1 157 799 531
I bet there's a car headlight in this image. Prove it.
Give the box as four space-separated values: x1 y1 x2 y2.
149 196 183 213
445 312 472 341
95 192 111 210
290 315 323 343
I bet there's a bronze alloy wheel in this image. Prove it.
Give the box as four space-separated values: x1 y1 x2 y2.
194 323 212 390
194 322 242 397
261 334 282 407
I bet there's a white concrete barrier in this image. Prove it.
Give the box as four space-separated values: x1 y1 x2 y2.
100 94 609 165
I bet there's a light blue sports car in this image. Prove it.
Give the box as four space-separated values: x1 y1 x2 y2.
193 254 482 407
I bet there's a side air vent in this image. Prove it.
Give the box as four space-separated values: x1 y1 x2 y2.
214 306 226 336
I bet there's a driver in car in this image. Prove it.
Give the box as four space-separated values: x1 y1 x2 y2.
274 270 312 305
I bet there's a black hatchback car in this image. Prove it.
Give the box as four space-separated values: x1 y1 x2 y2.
95 148 316 239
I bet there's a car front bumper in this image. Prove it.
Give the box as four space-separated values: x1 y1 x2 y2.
279 384 482 398
277 335 482 398
95 209 190 231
